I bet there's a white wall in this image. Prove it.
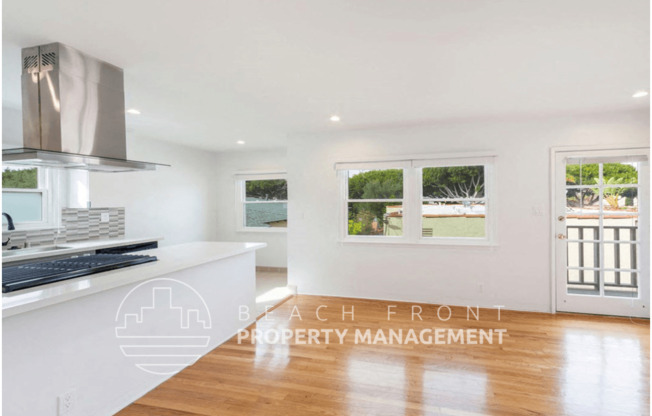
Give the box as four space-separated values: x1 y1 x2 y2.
213 149 288 268
287 110 650 313
90 137 219 246
2 106 22 148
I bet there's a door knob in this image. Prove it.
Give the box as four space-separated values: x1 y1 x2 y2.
558 216 565 221
557 234 567 240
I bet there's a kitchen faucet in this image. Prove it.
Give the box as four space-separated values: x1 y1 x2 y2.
2 212 15 247
3 212 15 231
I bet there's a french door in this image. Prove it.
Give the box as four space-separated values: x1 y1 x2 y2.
554 148 650 317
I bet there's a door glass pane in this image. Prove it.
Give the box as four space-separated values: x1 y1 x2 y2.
603 217 638 240
421 202 485 238
567 242 598 268
422 166 484 199
604 271 638 298
567 269 599 295
566 188 599 244
566 163 599 186
602 162 639 185
604 243 637 270
603 187 638 214
348 169 403 199
244 203 287 228
2 192 42 222
348 202 402 236
566 188 599 213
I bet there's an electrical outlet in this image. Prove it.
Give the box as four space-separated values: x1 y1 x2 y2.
100 212 110 223
58 389 75 416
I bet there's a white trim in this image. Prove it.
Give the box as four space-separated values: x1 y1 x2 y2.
339 239 499 249
412 155 495 168
234 172 287 181
567 155 648 164
243 200 290 204
334 150 497 168
236 227 287 233
347 199 403 203
335 160 411 171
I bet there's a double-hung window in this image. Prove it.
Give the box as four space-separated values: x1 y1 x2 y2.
338 155 495 245
418 163 488 239
346 168 405 237
2 166 47 227
236 173 288 232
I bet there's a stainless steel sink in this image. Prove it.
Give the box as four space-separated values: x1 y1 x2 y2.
2 245 72 257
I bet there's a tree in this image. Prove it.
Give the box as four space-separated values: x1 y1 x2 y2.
245 179 287 201
422 166 484 199
592 177 629 210
566 163 638 185
347 170 403 233
2 168 38 189
348 169 403 199
566 163 638 208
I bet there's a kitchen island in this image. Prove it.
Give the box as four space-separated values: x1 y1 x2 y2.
2 241 265 416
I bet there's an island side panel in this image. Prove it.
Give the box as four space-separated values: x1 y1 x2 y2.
2 251 256 416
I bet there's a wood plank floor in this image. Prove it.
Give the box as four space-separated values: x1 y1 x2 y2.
117 295 650 416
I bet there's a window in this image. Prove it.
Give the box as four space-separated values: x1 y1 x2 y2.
347 169 404 236
337 156 495 245
236 174 287 231
2 166 46 225
2 166 89 230
421 165 487 238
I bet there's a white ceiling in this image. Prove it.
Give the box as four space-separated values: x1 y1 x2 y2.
3 0 649 151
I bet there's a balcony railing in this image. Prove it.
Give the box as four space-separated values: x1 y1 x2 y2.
566 225 638 293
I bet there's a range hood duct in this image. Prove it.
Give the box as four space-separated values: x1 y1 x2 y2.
2 42 167 172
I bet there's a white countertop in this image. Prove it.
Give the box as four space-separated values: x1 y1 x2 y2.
2 236 164 264
2 241 266 318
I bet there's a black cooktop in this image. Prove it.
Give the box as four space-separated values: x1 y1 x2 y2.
2 253 158 293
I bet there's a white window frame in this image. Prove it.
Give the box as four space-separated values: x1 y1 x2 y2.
235 172 288 233
2 167 90 231
337 154 496 246
2 167 50 229
341 165 409 244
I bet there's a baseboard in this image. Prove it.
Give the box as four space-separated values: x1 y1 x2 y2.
256 266 288 273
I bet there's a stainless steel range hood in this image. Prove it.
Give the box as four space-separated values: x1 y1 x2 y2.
2 43 168 172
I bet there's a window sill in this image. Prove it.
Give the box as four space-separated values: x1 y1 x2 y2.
339 237 497 248
236 227 287 233
3 225 63 232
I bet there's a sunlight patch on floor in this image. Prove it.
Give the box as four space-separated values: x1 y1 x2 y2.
256 286 292 304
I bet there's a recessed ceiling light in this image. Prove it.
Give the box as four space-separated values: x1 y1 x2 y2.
632 91 649 98
237 140 245 145
126 108 141 115
330 115 341 122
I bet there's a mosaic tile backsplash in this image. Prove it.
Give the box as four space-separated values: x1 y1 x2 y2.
2 208 125 249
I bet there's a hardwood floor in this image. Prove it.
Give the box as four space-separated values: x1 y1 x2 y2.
117 295 650 416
